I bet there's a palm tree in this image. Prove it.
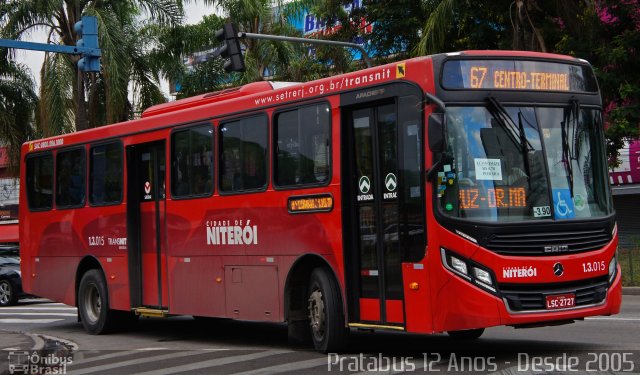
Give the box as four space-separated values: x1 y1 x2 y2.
141 13 227 99
0 52 37 171
0 0 184 134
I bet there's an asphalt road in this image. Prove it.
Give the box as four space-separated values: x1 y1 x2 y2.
0 296 639 374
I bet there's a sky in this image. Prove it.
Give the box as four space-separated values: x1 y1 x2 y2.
15 2 216 97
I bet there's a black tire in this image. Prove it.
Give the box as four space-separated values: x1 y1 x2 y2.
447 328 485 340
78 269 117 334
307 267 348 353
287 319 311 347
0 279 19 307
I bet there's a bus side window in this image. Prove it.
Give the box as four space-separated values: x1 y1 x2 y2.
274 103 330 188
90 143 123 205
26 153 54 210
56 148 86 208
171 124 214 198
219 115 268 193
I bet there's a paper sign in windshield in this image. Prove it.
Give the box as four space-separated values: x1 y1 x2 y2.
474 158 503 180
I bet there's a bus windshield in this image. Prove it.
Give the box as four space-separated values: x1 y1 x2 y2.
437 102 613 222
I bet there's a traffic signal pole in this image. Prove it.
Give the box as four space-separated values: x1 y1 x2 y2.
0 39 97 56
0 16 101 72
240 32 373 68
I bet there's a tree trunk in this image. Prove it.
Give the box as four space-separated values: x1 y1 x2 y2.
75 69 88 131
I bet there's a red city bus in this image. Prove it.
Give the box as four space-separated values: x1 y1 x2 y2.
20 51 621 352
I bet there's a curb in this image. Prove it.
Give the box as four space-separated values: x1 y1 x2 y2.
24 332 79 352
622 287 640 295
25 332 44 351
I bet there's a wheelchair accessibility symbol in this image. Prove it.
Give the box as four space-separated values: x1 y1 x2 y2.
552 188 575 219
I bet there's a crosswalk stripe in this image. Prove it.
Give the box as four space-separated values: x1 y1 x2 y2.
0 312 76 317
0 319 63 324
132 350 289 375
71 350 190 367
231 357 327 375
67 351 209 375
586 317 640 322
71 349 231 367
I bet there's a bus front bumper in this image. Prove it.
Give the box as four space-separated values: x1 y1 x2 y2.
431 265 622 332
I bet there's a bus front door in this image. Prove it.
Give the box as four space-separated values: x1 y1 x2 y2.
343 94 425 328
127 141 168 310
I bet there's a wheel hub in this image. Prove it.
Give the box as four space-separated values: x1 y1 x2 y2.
308 289 326 340
84 283 101 323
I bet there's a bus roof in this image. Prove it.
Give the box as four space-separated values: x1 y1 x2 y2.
22 51 588 154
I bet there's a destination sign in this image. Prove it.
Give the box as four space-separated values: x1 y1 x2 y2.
288 194 333 213
442 60 598 92
459 187 527 209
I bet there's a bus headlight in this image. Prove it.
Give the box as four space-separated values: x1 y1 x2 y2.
608 256 617 284
441 248 497 294
451 256 468 275
473 267 493 286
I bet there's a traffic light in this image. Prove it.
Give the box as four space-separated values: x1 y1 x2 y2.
214 23 245 73
74 16 101 72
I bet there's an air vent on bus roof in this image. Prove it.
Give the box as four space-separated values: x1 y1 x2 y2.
141 81 278 118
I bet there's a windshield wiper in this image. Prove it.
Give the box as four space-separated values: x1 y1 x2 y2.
485 97 534 187
561 98 580 195
486 96 534 153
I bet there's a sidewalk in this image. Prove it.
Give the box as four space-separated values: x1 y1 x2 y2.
622 287 640 295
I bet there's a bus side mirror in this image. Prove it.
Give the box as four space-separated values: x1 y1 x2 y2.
428 113 445 152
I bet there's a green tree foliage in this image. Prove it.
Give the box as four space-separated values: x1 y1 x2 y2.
205 0 307 83
142 14 226 99
0 0 184 134
176 58 226 99
0 52 37 171
554 0 640 166
351 1 425 62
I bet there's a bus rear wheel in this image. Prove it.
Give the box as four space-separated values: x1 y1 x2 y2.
447 328 485 340
78 269 116 334
307 267 348 353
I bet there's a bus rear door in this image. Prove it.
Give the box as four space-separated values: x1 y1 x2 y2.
126 141 168 311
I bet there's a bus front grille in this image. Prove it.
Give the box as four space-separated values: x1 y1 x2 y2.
500 276 609 312
485 228 611 256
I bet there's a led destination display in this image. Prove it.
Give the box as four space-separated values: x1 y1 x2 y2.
458 187 527 210
442 59 598 92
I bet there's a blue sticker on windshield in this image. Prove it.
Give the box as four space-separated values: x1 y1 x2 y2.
552 188 575 219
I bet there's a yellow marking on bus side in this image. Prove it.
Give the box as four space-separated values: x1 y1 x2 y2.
133 308 168 318
396 63 406 79
349 323 405 331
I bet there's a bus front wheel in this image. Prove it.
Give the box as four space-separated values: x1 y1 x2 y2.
78 269 116 334
307 267 348 353
447 328 485 340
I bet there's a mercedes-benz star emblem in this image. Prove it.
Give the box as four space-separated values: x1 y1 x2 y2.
553 262 564 277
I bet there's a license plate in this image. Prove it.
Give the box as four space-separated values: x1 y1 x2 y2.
545 293 576 310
